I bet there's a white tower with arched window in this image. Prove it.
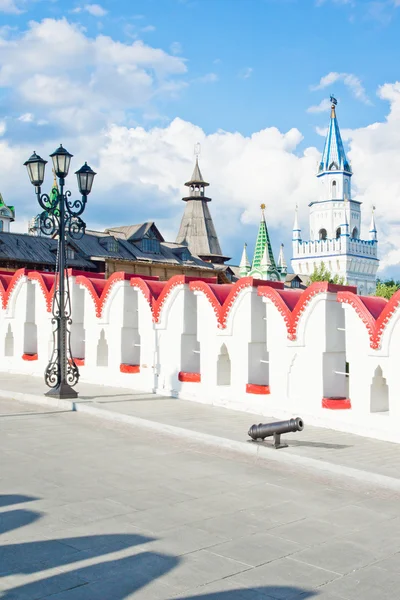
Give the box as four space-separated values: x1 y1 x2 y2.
291 98 379 294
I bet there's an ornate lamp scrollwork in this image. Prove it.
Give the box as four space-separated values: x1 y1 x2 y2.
24 146 96 399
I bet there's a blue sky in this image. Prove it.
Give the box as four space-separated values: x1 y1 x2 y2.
0 0 400 275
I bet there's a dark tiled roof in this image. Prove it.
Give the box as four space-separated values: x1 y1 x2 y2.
105 222 164 242
0 232 94 269
74 227 216 269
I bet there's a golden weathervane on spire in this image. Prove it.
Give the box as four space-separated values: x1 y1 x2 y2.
260 203 266 211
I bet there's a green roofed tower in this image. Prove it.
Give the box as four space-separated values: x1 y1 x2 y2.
242 204 286 282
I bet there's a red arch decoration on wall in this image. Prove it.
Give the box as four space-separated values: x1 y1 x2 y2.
337 290 400 350
258 282 356 341
189 277 283 329
76 272 136 318
131 275 216 323
28 272 57 312
0 269 27 310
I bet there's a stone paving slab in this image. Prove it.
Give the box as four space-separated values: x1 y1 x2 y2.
1 373 400 490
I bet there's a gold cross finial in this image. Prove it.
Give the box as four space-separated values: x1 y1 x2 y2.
260 203 266 211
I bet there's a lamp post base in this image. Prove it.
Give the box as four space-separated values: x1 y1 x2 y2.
45 382 78 399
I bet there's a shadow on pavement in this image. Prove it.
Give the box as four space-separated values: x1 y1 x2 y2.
0 508 42 536
0 493 180 598
0 534 156 574
0 494 38 507
177 588 317 599
0 551 181 599
285 440 351 450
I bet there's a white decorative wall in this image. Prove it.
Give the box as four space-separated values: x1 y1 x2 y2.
1 269 400 443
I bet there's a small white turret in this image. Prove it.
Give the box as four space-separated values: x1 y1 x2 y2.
369 206 377 242
239 243 251 277
292 205 302 241
261 245 271 275
278 243 287 275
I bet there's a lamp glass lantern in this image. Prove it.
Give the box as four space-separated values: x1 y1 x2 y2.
50 144 73 178
24 152 47 187
75 162 97 196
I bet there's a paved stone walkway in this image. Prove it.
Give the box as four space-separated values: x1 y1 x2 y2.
0 373 400 487
1 394 400 599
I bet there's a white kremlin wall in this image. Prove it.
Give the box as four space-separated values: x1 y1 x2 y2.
1 268 400 443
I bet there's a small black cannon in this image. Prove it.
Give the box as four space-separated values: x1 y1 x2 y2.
248 417 304 449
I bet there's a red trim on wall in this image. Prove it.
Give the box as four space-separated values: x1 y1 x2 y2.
73 358 85 366
77 272 162 319
28 272 56 312
120 364 140 374
322 397 351 410
246 383 270 395
189 277 282 329
178 371 201 383
131 274 217 324
22 353 38 361
258 282 357 342
337 290 400 350
0 268 27 310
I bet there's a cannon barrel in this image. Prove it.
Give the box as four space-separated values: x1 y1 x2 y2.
248 418 304 441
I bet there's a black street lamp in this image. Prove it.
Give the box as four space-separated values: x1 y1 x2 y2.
24 146 96 399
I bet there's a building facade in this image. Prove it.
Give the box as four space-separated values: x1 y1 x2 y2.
291 97 379 294
239 204 287 282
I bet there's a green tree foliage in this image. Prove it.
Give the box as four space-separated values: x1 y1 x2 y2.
309 262 345 285
374 279 400 299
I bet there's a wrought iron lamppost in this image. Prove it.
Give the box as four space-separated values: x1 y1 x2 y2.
24 145 96 399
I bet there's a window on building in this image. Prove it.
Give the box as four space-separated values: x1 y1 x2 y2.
352 227 358 239
66 247 75 260
332 180 337 199
0 220 3 232
141 237 160 254
107 239 119 253
291 279 300 288
336 227 341 239
180 249 190 261
319 228 327 240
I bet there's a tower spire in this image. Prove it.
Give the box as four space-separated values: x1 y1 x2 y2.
176 148 229 264
239 243 251 277
277 243 287 274
318 96 351 174
251 204 277 272
369 206 377 241
293 204 301 241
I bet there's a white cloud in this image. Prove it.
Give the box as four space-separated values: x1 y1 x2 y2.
84 4 107 17
2 18 400 277
79 88 400 274
307 98 332 113
312 71 371 105
195 73 218 84
170 41 182 55
0 18 187 133
18 112 33 122
141 25 156 33
0 0 21 14
238 67 253 79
